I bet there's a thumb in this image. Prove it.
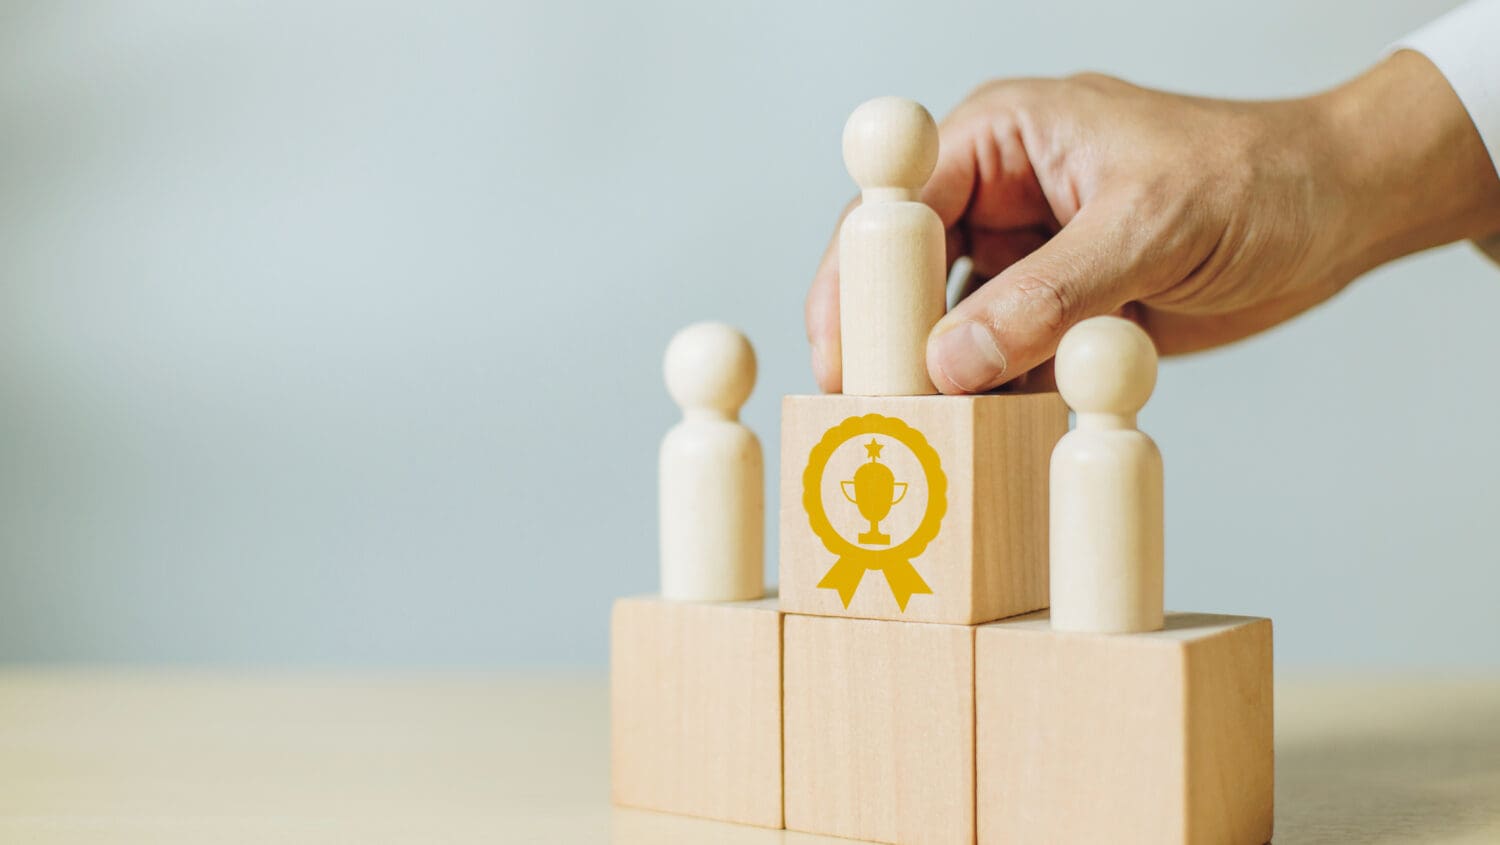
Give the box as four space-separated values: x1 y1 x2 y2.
925 200 1161 394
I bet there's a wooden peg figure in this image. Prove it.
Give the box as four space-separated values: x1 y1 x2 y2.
659 322 764 602
838 97 946 396
1050 316 1164 633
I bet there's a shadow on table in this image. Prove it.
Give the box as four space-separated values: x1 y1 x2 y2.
1276 695 1500 844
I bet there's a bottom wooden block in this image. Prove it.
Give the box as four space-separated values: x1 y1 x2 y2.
976 611 1273 845
610 595 782 828
783 613 975 845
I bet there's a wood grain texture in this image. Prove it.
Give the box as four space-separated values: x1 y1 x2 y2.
0 673 1495 843
975 611 1274 845
610 596 782 828
1050 316 1164 633
782 613 974 845
837 96 944 396
659 323 764 601
779 392 1065 625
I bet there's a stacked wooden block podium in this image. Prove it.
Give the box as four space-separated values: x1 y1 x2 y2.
613 393 1272 844
612 97 1273 845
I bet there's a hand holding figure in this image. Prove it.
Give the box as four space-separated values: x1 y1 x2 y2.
806 51 1500 393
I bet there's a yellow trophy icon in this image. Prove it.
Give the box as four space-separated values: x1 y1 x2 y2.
804 413 946 610
840 439 908 545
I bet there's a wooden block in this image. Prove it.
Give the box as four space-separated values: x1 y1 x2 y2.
779 392 1066 625
782 613 974 845
976 611 1274 845
610 595 782 828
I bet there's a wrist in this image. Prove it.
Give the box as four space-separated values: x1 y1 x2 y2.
1317 50 1500 271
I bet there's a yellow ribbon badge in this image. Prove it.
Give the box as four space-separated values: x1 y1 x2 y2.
802 413 947 611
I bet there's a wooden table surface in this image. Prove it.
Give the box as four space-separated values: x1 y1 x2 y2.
0 672 1497 843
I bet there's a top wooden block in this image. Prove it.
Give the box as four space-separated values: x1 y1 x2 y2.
778 392 1066 625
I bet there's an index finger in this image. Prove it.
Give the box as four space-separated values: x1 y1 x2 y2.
805 197 858 393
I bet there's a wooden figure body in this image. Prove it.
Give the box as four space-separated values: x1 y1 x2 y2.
659 322 763 602
1049 316 1164 633
838 97 946 397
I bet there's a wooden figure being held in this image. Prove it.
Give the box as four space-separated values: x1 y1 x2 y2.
838 96 946 397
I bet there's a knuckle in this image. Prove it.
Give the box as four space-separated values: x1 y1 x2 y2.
963 77 1051 114
1008 272 1074 339
966 77 1016 101
966 78 1002 99
1065 71 1123 91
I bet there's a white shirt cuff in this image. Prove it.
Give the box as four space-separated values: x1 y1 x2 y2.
1395 0 1500 263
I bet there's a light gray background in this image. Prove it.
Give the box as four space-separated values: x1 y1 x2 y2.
1 0 1493 668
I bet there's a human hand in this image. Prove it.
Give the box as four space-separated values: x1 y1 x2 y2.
806 51 1500 394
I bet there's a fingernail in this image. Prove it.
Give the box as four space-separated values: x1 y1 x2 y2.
932 322 1007 393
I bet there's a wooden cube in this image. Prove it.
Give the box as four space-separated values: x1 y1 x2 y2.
976 611 1274 845
779 392 1066 625
610 595 782 828
782 613 974 845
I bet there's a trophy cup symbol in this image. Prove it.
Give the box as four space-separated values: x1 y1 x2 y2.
840 438 908 545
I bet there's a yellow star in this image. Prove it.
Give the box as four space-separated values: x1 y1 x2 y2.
864 438 884 460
